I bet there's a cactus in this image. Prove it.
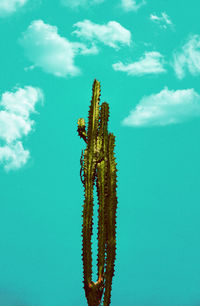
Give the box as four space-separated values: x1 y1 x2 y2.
77 79 118 306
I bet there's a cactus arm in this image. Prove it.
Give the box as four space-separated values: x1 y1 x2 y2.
96 102 110 284
82 150 97 304
103 133 118 306
87 79 101 159
81 80 101 305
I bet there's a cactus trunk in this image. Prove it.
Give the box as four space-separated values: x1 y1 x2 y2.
77 79 118 306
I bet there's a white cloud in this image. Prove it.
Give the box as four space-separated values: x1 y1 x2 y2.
0 86 43 171
0 142 29 171
20 20 98 78
0 0 27 16
113 52 166 76
173 35 200 79
121 0 146 12
72 19 131 49
61 0 104 9
150 12 173 29
121 87 200 126
71 42 99 55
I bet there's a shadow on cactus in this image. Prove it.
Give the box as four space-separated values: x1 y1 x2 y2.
77 79 118 306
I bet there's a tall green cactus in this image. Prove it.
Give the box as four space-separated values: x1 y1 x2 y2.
77 79 118 306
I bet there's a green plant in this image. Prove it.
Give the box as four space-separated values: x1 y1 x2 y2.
77 79 118 306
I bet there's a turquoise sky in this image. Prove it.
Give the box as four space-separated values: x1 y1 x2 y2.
0 0 200 305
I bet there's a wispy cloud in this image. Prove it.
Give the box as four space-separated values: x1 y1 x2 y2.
113 52 166 76
173 34 200 79
72 19 131 49
150 12 173 29
61 0 104 9
121 0 146 12
0 86 43 171
121 87 200 126
0 0 27 16
20 20 98 78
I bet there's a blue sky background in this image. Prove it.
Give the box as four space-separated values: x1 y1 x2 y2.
0 0 200 305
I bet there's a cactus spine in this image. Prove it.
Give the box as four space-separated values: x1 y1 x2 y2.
77 79 118 306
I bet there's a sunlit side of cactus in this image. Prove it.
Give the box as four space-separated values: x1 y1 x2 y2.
77 79 118 306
